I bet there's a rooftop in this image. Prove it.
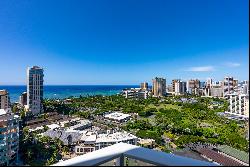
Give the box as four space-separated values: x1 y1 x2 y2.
216 145 249 164
43 129 82 145
0 108 11 116
0 89 8 95
95 132 137 143
30 66 43 70
104 112 131 121
196 148 244 166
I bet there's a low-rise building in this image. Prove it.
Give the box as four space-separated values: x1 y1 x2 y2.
138 138 156 149
215 145 249 166
44 128 138 156
77 131 138 154
68 119 92 131
104 112 131 123
122 88 151 99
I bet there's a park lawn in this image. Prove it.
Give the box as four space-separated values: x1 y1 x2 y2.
147 103 181 111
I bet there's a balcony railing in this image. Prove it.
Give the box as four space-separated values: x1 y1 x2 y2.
52 143 217 166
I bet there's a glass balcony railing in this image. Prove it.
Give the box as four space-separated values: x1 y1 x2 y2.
52 143 217 166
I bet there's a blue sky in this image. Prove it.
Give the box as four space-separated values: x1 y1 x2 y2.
0 0 249 85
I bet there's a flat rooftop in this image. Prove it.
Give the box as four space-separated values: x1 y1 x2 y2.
95 131 137 143
104 112 131 121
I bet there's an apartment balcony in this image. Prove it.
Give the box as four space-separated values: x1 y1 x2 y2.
52 143 217 166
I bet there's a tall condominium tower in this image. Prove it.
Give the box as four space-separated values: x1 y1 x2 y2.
0 108 19 166
223 76 234 97
233 79 238 87
140 82 148 90
27 66 44 115
187 79 200 94
172 79 180 93
19 92 27 106
0 90 10 109
174 80 187 95
152 77 166 97
205 78 213 89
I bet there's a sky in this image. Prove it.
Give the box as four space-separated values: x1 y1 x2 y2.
0 0 249 85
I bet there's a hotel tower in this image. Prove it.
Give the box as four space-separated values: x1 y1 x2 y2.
27 66 44 115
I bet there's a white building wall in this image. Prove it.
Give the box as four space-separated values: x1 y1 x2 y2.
227 94 249 118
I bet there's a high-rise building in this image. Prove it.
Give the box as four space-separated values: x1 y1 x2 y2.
242 84 249 95
0 108 19 166
233 79 238 87
187 79 200 94
199 81 206 89
172 79 180 93
0 90 10 109
167 85 173 93
27 66 44 115
152 77 166 97
205 78 213 89
210 87 224 97
140 82 148 90
223 76 234 97
19 92 27 106
226 93 249 118
174 80 187 95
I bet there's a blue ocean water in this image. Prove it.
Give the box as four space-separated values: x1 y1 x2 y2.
0 85 140 103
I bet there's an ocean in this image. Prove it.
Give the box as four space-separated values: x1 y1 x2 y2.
0 85 140 103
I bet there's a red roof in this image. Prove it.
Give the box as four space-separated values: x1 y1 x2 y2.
197 148 244 166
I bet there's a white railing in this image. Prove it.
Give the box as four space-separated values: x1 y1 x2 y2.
52 143 218 166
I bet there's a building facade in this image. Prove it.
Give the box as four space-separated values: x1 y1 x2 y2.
0 90 10 110
140 82 148 90
27 66 44 115
19 92 27 106
152 77 166 97
205 78 213 89
0 108 19 166
76 131 138 155
174 80 187 95
122 88 150 99
241 84 249 95
223 76 234 97
210 87 224 97
233 79 238 88
226 93 249 118
171 79 180 93
187 79 200 95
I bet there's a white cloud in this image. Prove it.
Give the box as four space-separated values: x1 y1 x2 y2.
186 66 215 72
225 62 241 67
